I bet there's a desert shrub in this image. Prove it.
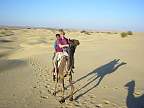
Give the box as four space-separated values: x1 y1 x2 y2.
27 28 31 29
80 30 91 35
121 32 128 38
107 32 113 34
85 32 91 35
114 32 118 34
127 31 133 35
0 31 7 35
0 30 14 37
0 31 6 37
80 30 86 33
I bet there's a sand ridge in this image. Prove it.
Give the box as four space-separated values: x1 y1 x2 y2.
0 28 144 108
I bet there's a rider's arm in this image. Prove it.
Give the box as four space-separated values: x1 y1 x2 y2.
58 37 69 48
59 44 69 48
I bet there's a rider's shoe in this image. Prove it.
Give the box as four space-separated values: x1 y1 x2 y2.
64 73 68 77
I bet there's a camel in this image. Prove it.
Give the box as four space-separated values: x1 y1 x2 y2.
125 80 144 108
53 39 80 103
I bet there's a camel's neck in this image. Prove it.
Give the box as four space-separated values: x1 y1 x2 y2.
127 86 135 98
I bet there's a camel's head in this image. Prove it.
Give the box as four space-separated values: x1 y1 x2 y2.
69 39 80 46
125 80 135 92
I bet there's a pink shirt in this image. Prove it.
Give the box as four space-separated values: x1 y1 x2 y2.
55 36 69 52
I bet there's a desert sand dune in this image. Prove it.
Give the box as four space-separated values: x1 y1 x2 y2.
0 28 144 108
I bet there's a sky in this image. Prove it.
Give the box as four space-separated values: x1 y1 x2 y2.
0 0 144 31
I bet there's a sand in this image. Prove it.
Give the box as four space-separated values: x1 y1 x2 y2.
0 28 144 108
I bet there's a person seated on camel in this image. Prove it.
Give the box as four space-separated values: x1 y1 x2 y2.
58 30 70 75
52 34 62 81
52 30 70 80
52 30 79 81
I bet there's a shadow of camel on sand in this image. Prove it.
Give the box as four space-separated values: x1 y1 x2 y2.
125 80 144 108
74 59 127 100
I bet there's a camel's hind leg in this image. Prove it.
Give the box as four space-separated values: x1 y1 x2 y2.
68 71 74 101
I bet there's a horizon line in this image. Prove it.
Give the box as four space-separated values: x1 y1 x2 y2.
0 25 143 32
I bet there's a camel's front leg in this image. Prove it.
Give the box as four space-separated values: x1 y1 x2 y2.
53 79 58 96
69 71 74 101
59 78 65 103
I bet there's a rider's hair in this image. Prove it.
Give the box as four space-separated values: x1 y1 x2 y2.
59 29 65 35
56 34 60 37
59 29 64 32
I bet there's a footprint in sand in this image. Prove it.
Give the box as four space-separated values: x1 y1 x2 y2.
103 100 111 105
134 91 142 96
28 56 83 107
96 104 103 108
40 95 49 99
89 94 96 99
28 56 53 90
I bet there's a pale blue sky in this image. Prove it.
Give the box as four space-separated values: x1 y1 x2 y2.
0 0 144 31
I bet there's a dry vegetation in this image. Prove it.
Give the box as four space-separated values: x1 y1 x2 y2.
0 29 14 37
80 30 91 35
120 31 133 38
